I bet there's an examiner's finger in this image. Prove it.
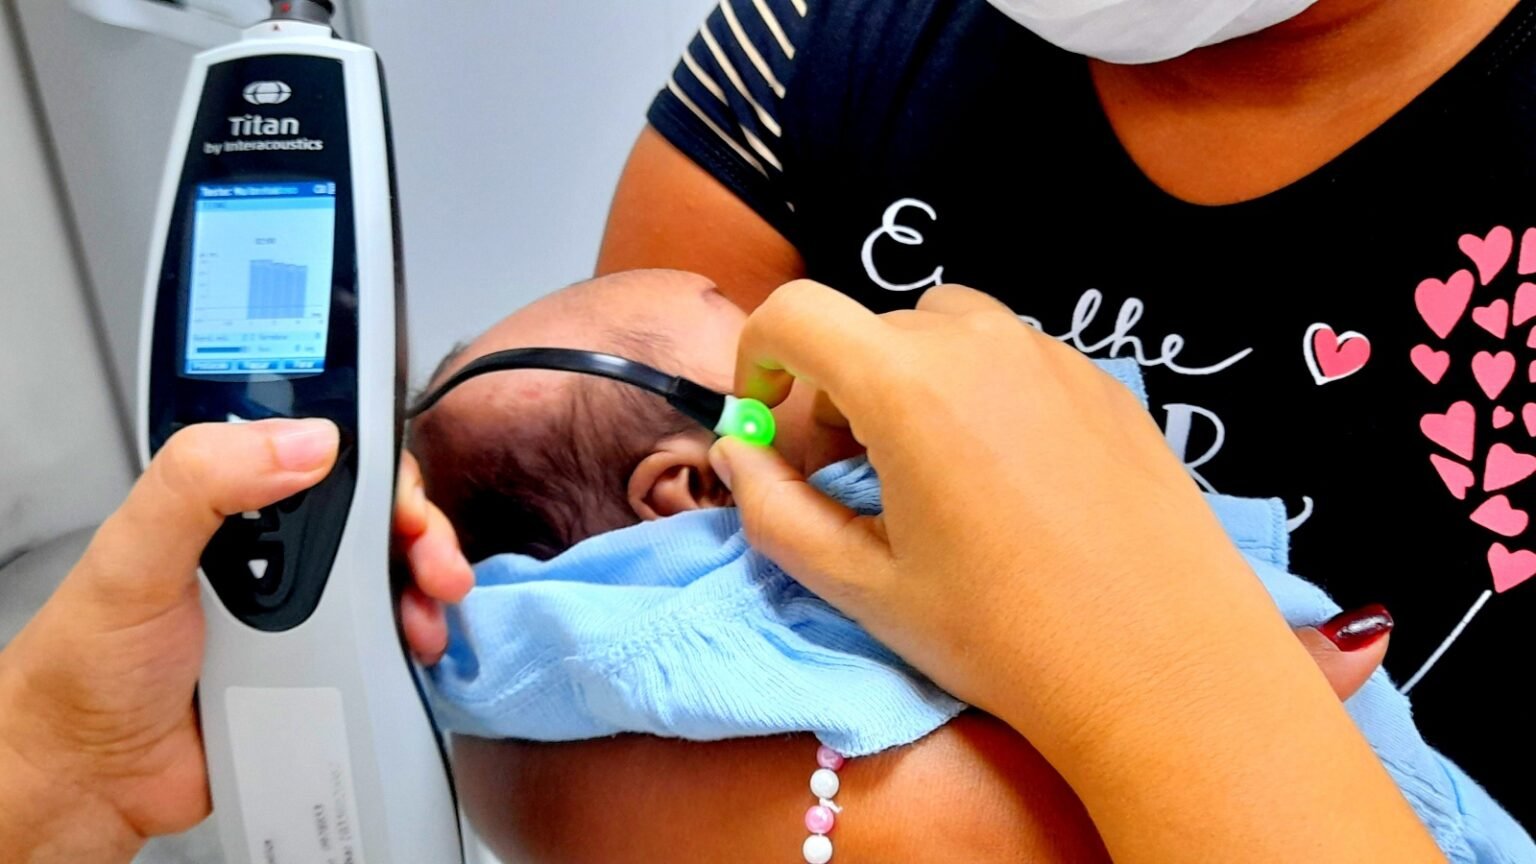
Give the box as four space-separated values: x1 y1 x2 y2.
734 280 892 412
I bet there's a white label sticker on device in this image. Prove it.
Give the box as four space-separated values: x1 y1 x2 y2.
226 687 368 864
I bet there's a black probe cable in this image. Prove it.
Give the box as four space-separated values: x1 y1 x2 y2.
406 348 729 430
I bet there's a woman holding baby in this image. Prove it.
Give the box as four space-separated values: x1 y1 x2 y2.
395 0 1531 859
0 0 1530 862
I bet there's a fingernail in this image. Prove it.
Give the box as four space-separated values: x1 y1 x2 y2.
412 483 427 516
708 440 736 490
270 419 338 472
1319 604 1394 652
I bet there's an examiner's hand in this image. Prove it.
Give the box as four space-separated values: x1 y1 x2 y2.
707 280 1440 863
0 419 338 863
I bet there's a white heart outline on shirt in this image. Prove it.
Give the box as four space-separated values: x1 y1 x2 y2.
1303 322 1372 385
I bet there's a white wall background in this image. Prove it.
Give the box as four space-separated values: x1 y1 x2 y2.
366 1 715 385
0 3 134 567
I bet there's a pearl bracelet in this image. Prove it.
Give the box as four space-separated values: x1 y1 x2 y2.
802 746 845 863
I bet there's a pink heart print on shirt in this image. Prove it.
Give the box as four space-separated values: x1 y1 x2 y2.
1304 323 1371 385
1472 300 1510 338
1411 345 1451 384
1471 495 1530 537
1488 543 1536 593
1415 269 1476 339
1413 225 1536 599
1484 442 1536 492
1515 282 1536 325
1421 401 1477 460
1460 226 1513 285
1431 454 1477 500
1472 351 1517 400
1519 229 1536 274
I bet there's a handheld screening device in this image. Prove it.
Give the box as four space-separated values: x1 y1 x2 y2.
137 2 467 861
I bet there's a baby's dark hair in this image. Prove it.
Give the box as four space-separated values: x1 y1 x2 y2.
409 328 704 562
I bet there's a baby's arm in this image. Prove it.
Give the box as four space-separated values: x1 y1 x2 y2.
455 711 1109 864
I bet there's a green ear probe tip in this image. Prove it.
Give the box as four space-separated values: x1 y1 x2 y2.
714 395 777 447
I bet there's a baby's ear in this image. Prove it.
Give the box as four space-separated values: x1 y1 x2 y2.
627 434 733 521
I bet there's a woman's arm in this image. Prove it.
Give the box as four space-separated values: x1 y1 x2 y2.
713 282 1446 863
596 126 805 312
449 628 1393 864
456 712 1110 864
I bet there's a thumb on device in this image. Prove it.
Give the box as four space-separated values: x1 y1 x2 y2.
78 418 338 620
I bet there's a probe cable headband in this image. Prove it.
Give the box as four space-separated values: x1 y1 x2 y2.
406 347 777 447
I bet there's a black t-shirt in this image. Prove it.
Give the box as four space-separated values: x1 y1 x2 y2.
649 0 1536 823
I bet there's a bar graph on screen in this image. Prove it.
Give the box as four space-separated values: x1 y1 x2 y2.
183 182 337 375
247 260 310 319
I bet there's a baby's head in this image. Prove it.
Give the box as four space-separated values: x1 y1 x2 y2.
410 270 752 562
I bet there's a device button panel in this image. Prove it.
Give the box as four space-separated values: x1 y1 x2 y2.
239 507 281 531
245 543 287 596
198 437 358 630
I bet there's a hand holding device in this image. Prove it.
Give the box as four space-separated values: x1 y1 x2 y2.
0 421 336 863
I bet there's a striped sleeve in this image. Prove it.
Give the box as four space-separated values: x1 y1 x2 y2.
647 0 810 236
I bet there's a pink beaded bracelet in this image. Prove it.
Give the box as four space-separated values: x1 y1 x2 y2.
802 745 845 863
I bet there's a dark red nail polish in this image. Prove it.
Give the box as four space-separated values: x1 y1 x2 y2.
1319 604 1394 652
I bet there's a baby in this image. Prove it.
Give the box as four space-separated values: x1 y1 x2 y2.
412 269 776 563
410 270 1109 862
409 270 1527 864
412 269 878 569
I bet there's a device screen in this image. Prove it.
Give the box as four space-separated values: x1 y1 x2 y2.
183 181 337 376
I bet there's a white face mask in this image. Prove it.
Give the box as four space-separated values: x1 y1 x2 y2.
985 0 1320 64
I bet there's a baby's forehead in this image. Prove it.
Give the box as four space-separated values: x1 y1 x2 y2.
484 274 736 358
419 272 740 424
